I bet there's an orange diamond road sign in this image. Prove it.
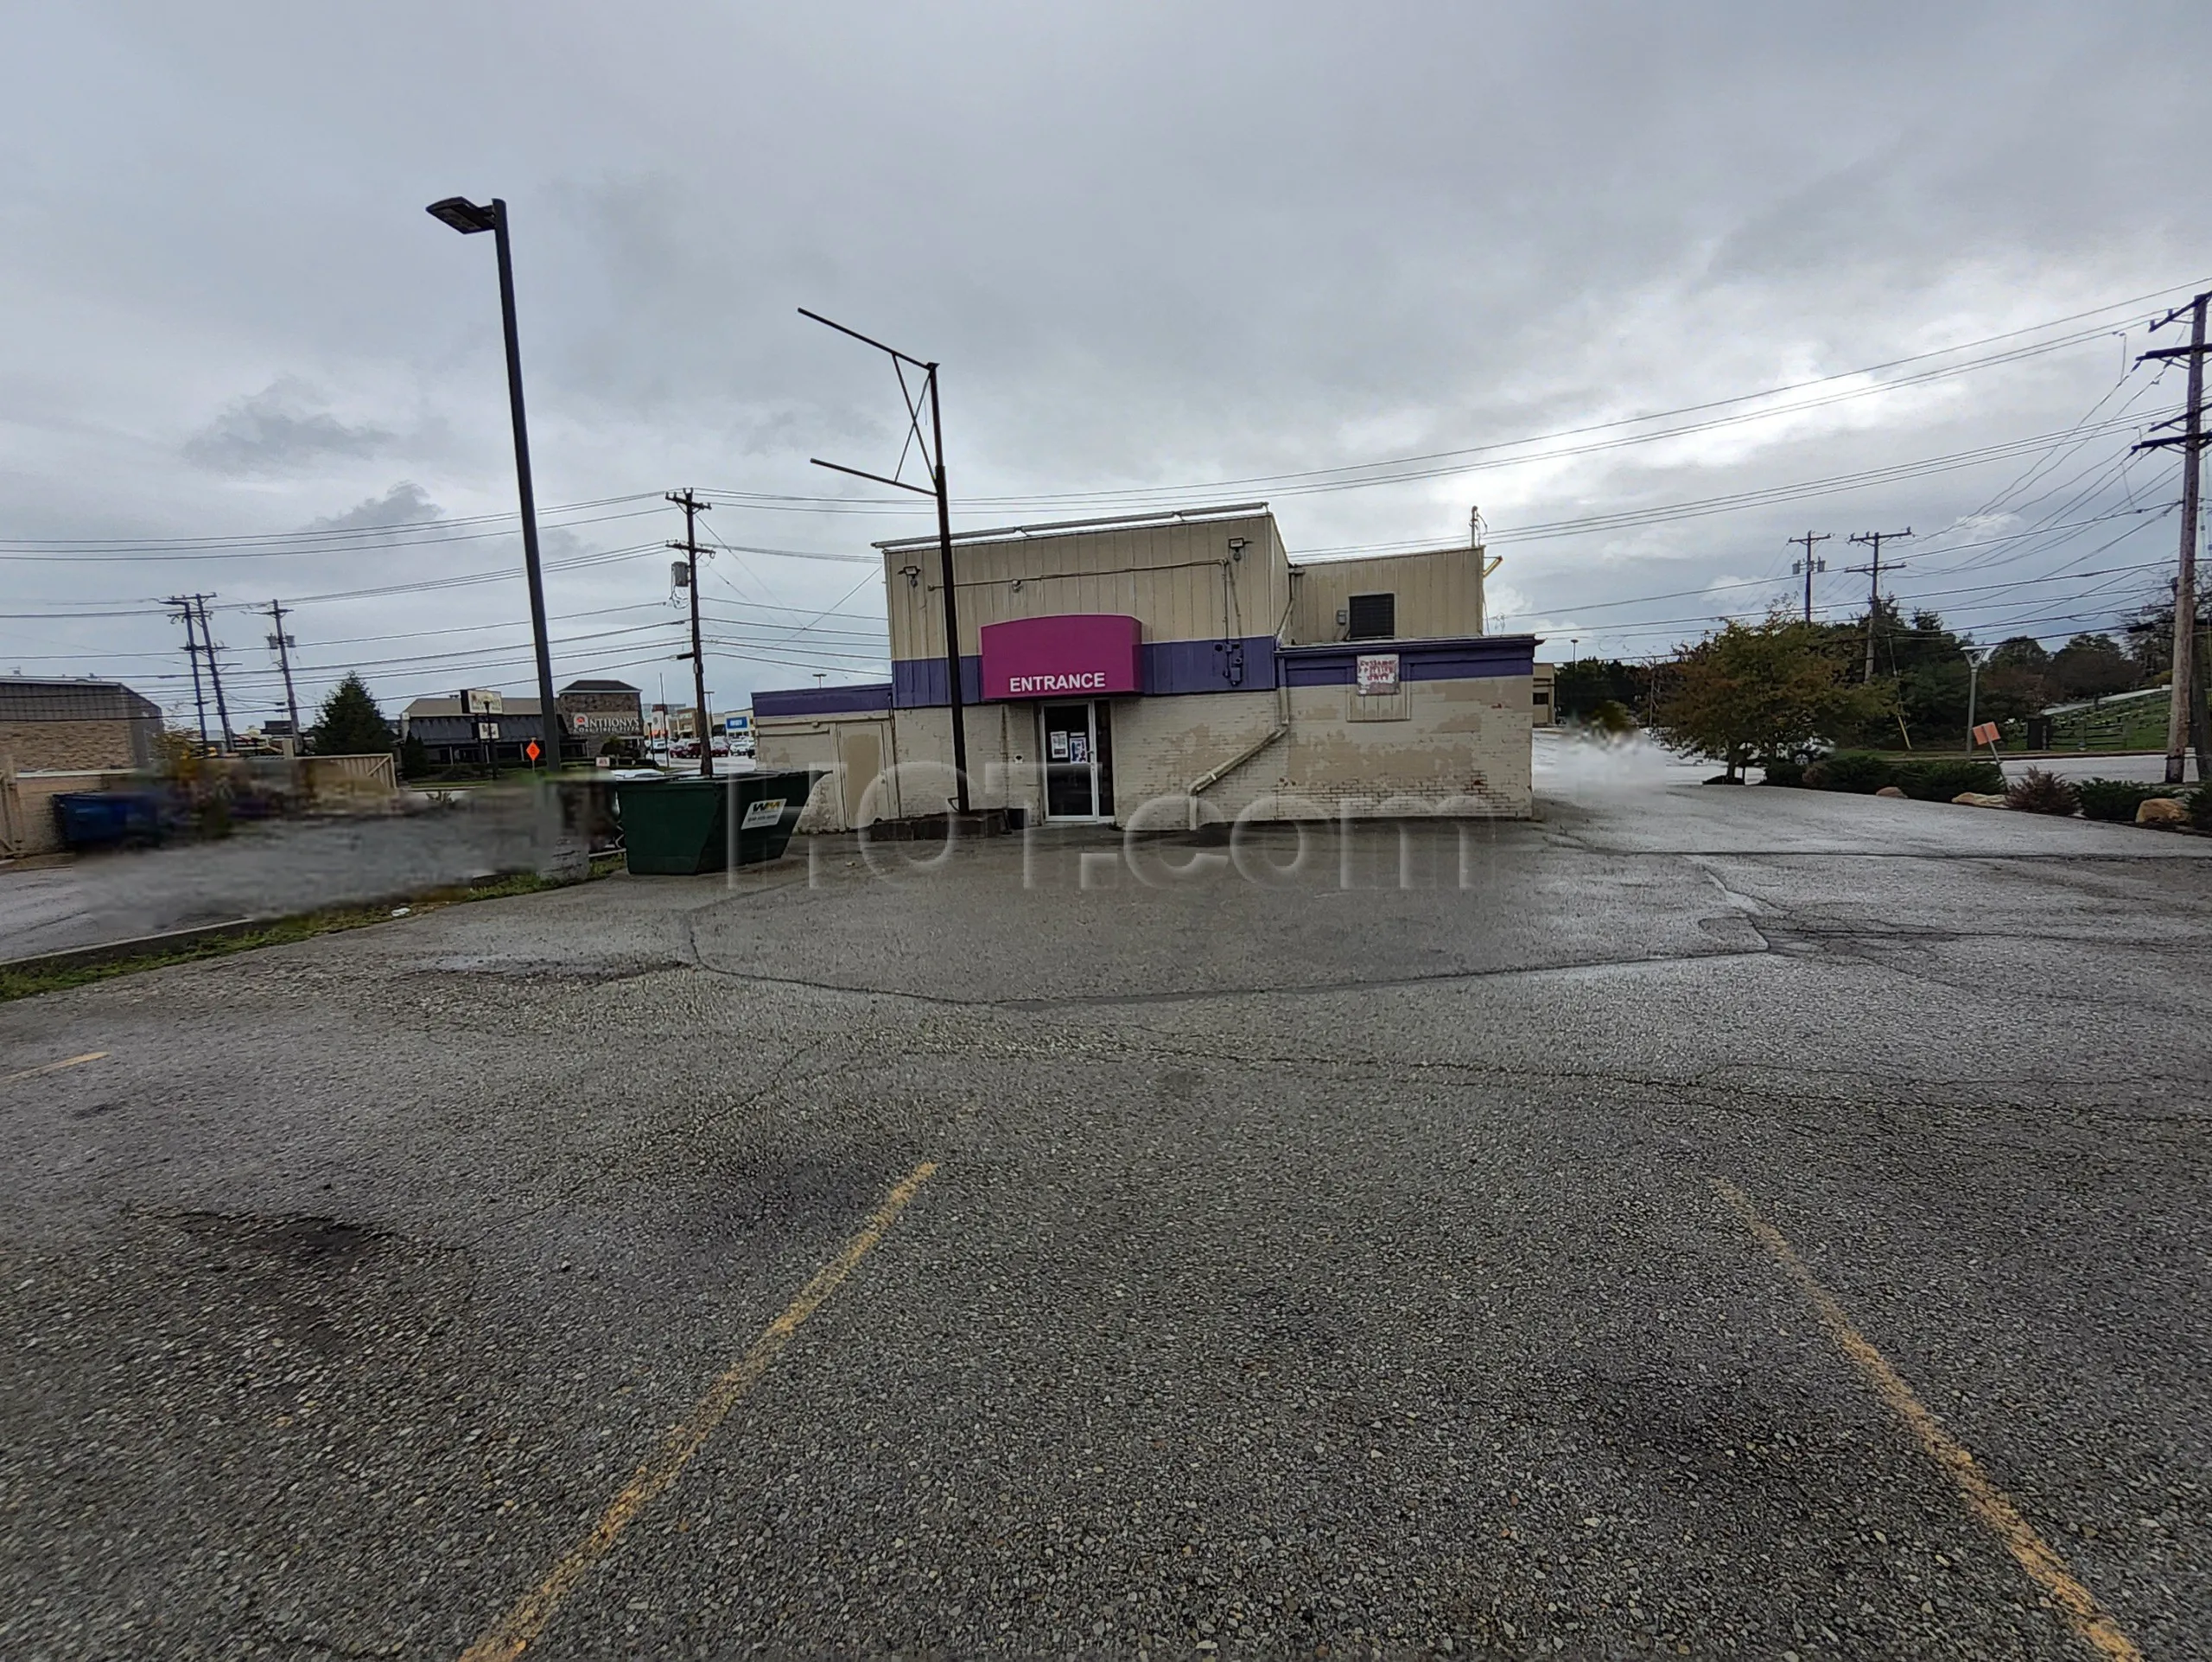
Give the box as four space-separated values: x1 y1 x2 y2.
1972 722 2001 745
524 740 541 761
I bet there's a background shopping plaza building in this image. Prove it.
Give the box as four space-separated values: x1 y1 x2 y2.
753 504 1541 831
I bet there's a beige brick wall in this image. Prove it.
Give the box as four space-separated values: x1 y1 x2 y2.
1103 690 1287 822
1281 676 1532 817
1114 678 1531 823
813 675 1532 831
0 718 148 773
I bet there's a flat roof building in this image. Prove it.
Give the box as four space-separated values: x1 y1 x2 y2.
753 504 1539 831
401 679 642 766
0 675 163 773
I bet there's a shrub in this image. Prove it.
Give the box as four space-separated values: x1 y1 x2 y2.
1586 698 1638 735
2190 786 2212 831
2072 778 2183 823
2005 767 2079 815
1760 758 1806 787
1807 750 1897 793
1891 759 2005 801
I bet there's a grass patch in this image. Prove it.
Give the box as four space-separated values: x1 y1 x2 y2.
0 856 620 1004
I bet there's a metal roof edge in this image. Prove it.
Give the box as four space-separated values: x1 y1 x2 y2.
874 501 1272 552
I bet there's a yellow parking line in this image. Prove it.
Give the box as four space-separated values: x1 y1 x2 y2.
1 1051 108 1086
459 1158 940 1662
1712 1176 2140 1662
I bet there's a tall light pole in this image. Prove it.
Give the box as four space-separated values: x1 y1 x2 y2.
427 195 563 774
798 308 971 814
1964 644 1993 756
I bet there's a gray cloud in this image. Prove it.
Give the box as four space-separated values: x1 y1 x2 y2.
3 0 2209 711
183 379 399 474
307 481 442 532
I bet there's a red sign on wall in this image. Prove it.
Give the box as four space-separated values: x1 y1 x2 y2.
979 614 1143 701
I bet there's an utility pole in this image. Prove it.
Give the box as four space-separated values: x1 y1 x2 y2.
801 307 973 815
2135 290 2212 786
1846 529 1912 683
669 489 714 779
194 595 236 754
265 600 302 747
1788 531 1831 623
168 596 210 754
171 593 235 753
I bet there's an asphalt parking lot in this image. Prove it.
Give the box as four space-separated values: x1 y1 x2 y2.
3 764 2210 1659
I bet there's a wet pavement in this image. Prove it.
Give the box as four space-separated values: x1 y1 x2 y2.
0 794 549 960
3 751 2209 1659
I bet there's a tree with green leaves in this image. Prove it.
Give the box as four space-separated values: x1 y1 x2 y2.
1553 657 1651 722
1654 618 1885 780
308 673 393 757
2049 632 2138 702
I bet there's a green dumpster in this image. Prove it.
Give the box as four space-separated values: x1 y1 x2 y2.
613 770 819 876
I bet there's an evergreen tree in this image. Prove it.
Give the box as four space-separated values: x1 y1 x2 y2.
308 673 393 756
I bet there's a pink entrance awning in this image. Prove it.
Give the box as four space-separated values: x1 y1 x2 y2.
979 614 1143 701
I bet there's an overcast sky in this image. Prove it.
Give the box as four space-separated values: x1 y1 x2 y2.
3 1 2207 728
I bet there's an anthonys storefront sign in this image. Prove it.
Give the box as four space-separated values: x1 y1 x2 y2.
979 614 1143 701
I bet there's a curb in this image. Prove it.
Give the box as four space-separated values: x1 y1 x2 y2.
0 917 269 977
0 857 620 982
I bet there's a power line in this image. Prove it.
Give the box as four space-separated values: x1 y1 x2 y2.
708 279 2212 516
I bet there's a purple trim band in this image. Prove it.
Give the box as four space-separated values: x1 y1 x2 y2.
754 682 893 717
1276 635 1538 686
886 634 1534 704
893 658 984 708
1141 635 1280 695
893 634 1283 706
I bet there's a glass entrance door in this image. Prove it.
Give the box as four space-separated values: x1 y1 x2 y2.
1041 701 1114 821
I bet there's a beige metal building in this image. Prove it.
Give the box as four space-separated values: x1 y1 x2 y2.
754 503 1540 830
1532 662 1557 726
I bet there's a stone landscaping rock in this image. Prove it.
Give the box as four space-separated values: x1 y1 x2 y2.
1874 785 1908 799
2136 795 2188 826
1951 792 2009 807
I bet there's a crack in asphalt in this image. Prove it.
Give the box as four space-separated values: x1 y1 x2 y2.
680 944 1779 1011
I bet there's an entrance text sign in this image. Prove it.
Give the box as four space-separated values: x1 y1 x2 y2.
1356 653 1402 695
980 614 1144 701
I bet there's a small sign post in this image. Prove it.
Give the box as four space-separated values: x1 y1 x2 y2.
524 740 541 763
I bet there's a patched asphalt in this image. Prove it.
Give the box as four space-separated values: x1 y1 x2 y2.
3 775 2209 1659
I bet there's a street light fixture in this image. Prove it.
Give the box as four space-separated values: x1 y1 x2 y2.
426 194 562 774
1963 643 1995 756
